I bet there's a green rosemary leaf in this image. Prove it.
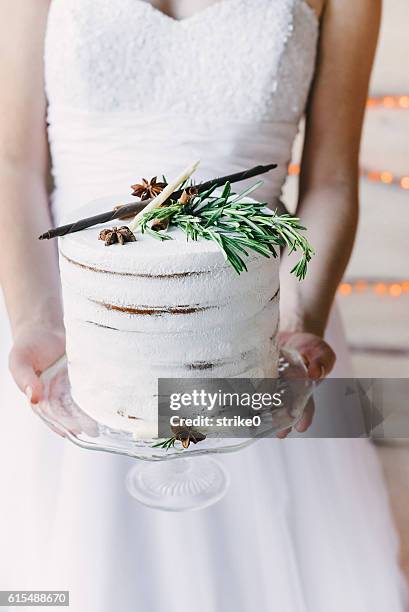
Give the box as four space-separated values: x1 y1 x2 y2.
147 228 173 241
236 238 274 258
229 180 265 203
228 211 267 235
204 209 224 228
193 183 220 206
221 181 232 199
152 437 177 449
140 181 313 278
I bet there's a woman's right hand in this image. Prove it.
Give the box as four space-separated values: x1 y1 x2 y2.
9 322 66 404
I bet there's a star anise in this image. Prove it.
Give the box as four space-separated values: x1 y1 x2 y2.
131 176 167 200
98 226 136 246
171 425 207 449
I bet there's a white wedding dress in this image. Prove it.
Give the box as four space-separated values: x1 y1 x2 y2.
0 1 407 610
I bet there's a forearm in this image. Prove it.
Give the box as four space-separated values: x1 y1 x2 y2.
280 181 358 337
0 162 63 336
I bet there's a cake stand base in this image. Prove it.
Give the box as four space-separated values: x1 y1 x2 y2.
125 456 230 511
36 349 312 512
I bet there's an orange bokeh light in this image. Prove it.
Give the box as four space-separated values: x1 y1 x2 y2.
374 283 387 295
389 284 403 297
339 283 352 296
380 172 393 184
288 164 300 176
338 281 409 297
367 95 409 109
383 96 396 108
400 177 409 190
367 171 381 182
355 280 368 293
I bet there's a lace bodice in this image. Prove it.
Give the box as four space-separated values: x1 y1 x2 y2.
46 0 318 121
44 0 319 221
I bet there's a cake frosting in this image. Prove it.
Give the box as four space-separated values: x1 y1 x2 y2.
59 195 280 439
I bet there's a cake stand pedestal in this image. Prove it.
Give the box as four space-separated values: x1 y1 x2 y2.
34 349 313 512
125 457 230 511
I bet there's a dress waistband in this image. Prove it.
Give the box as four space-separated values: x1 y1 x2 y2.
47 107 298 221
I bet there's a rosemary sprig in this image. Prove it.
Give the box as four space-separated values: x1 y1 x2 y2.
139 182 314 279
152 437 177 450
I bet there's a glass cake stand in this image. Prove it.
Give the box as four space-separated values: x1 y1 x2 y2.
34 349 313 512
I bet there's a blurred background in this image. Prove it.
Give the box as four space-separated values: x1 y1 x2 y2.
284 0 409 383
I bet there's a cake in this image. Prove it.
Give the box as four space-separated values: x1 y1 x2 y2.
59 194 280 439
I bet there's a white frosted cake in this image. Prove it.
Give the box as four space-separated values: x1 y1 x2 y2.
59 195 280 439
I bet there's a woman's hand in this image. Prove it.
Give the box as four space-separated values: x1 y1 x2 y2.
276 331 336 438
278 331 336 381
9 321 98 439
9 323 66 405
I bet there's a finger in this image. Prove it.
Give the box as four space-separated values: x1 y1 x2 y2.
9 349 43 404
306 346 336 380
295 398 315 432
276 427 292 439
307 361 326 381
277 331 292 348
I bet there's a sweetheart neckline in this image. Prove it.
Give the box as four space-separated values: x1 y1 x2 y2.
137 0 319 27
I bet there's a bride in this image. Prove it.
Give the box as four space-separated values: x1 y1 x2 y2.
0 0 407 610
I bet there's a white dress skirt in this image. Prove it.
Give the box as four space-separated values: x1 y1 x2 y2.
0 0 407 609
0 299 407 611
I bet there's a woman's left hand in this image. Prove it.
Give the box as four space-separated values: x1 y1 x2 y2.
275 331 336 438
278 331 336 381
